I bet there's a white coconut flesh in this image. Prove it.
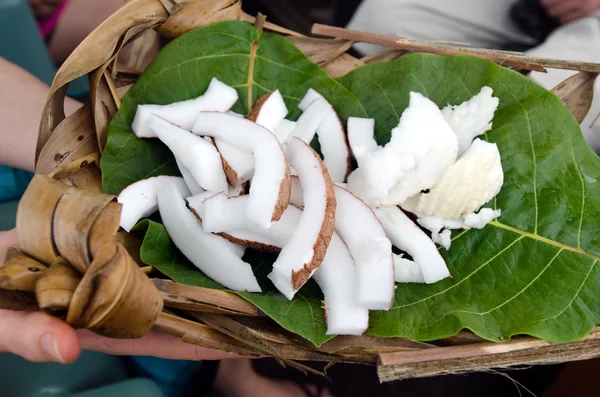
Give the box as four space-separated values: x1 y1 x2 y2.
442 86 499 157
192 112 290 229
148 116 229 194
393 254 425 283
214 138 255 186
416 138 503 219
298 88 351 183
347 117 378 163
157 182 261 292
132 78 238 138
290 178 394 311
250 90 289 133
288 97 331 144
117 176 191 232
275 119 296 143
267 138 335 300
374 205 451 284
175 158 204 196
335 187 394 310
201 193 251 233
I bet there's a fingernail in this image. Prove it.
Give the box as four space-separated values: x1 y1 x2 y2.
40 333 65 363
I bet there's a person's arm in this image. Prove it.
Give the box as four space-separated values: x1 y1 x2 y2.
0 57 81 172
542 0 600 24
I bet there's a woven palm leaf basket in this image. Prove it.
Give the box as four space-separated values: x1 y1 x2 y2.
4 0 600 383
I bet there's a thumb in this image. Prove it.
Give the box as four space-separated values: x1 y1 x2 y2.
0 309 81 363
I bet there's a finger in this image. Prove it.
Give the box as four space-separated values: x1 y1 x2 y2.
0 310 81 363
545 2 581 19
559 7 591 23
541 0 562 6
78 329 249 361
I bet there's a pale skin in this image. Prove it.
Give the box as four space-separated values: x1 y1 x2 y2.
541 0 600 24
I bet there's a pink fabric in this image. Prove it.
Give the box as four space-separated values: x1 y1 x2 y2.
36 0 69 39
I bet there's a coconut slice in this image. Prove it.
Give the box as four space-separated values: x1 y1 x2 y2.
214 139 255 187
416 138 503 219
275 119 296 143
393 255 425 283
176 158 204 196
148 116 228 193
117 176 191 232
333 186 395 310
248 90 288 133
157 182 260 292
201 193 250 233
298 89 352 183
267 138 336 300
442 86 499 157
132 78 238 138
288 97 331 144
374 206 450 284
289 177 395 310
192 112 290 228
348 117 378 163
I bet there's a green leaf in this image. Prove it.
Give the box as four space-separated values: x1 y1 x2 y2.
338 55 600 342
133 220 333 346
103 21 600 345
101 21 365 195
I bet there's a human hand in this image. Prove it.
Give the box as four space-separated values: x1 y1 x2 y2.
0 229 241 363
0 229 81 363
542 0 600 24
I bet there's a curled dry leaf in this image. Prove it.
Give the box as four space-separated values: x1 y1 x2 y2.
551 71 599 124
0 249 48 291
322 53 365 79
60 162 103 193
17 175 70 265
52 187 115 273
89 202 122 258
36 104 99 175
36 257 81 313
159 0 242 39
48 153 99 181
37 0 168 165
67 244 163 338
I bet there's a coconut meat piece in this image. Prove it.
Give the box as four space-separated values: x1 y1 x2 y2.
290 177 394 310
132 78 238 138
267 138 336 300
117 176 190 232
248 90 288 133
287 97 331 144
192 112 290 229
214 138 255 187
175 158 204 196
347 117 378 163
393 254 425 283
298 89 352 183
201 193 252 233
416 138 503 219
442 86 499 157
148 116 228 193
374 205 450 284
275 119 296 143
157 183 259 292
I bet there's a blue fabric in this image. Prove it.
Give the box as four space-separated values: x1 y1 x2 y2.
0 166 33 203
128 356 203 397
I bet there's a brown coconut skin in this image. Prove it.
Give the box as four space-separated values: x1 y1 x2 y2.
289 139 336 291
